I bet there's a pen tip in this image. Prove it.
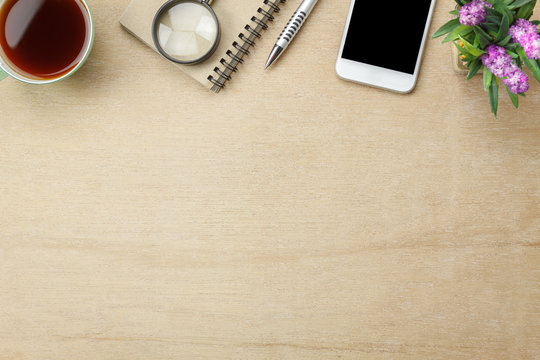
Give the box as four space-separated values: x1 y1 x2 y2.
264 45 283 70
264 56 274 69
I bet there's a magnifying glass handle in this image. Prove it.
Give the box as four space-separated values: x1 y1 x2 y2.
202 0 213 5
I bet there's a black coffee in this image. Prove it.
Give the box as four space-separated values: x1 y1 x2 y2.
0 0 90 79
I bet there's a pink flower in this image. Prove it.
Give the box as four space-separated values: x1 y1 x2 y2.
459 0 492 26
504 66 530 94
481 45 529 94
509 18 540 60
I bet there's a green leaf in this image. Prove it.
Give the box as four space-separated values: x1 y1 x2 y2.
486 15 502 24
507 50 519 58
516 0 537 19
467 60 483 80
458 35 486 57
517 47 540 83
497 34 512 46
495 13 510 42
432 18 461 39
505 84 519 108
493 0 514 23
484 23 500 32
508 0 532 9
484 66 493 91
453 39 466 53
449 10 460 15
474 25 493 40
506 43 519 51
453 41 474 63
473 34 480 48
442 25 473 43
489 77 499 117
462 54 476 62
474 27 492 47
486 8 504 23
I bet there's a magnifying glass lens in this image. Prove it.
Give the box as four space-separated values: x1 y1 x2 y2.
154 1 219 63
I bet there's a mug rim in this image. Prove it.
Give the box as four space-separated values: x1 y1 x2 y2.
0 0 94 84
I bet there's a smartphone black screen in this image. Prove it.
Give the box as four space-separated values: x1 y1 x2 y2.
341 0 433 75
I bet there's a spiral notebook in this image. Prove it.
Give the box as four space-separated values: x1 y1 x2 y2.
120 0 286 93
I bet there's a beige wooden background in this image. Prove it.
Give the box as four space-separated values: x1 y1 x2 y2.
1 0 539 359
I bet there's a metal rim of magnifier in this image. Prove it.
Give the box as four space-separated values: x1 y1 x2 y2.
152 0 220 65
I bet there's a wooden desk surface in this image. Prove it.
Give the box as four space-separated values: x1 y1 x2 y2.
1 0 539 359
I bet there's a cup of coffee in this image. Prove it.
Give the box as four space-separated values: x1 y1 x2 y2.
0 0 94 84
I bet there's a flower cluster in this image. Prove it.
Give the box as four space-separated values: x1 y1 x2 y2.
509 18 540 59
459 0 492 26
433 0 540 116
480 45 529 93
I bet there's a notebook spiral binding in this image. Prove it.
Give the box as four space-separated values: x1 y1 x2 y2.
208 0 286 93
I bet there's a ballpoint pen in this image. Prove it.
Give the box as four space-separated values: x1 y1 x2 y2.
264 0 319 69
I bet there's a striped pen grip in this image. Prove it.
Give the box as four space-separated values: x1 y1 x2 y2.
276 8 307 48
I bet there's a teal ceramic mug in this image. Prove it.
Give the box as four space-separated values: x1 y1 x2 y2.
0 0 94 84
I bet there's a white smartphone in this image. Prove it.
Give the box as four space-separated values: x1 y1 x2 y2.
335 0 437 93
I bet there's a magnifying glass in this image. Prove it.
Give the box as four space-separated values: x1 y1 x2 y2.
152 0 220 65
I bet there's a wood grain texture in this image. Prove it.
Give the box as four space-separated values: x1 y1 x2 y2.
1 0 539 359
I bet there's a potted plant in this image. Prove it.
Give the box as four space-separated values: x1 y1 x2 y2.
433 0 540 116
